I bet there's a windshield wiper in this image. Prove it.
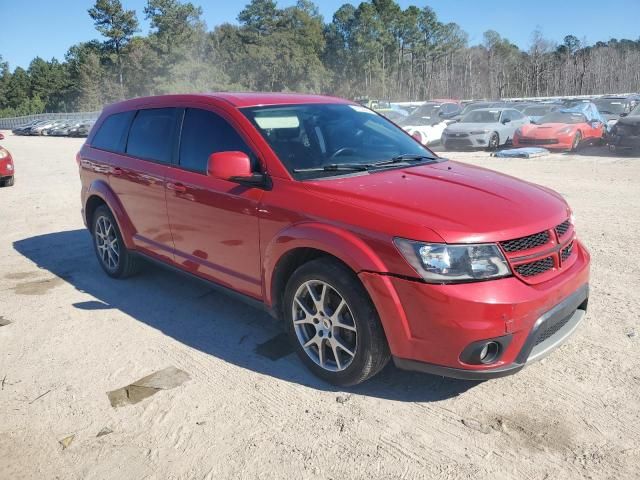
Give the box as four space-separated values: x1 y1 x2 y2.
370 153 437 168
293 163 370 173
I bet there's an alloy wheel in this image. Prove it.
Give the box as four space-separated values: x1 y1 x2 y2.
291 280 357 372
95 215 120 272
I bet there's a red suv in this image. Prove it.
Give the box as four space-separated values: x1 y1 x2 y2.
78 93 590 386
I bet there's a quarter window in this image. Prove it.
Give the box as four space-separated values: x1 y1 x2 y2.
91 111 135 153
179 108 254 173
126 108 177 163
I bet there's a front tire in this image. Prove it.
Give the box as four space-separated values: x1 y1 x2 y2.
487 132 499 151
91 205 140 278
0 176 14 187
284 258 390 386
571 131 582 152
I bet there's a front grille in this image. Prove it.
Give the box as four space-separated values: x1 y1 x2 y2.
561 242 573 262
555 220 570 237
519 138 559 145
444 138 472 146
534 313 572 346
501 231 550 253
446 133 469 138
515 257 554 277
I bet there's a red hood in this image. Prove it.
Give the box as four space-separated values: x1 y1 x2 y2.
520 123 581 137
303 161 569 243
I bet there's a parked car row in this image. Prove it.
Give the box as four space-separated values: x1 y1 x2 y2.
369 93 640 153
11 118 95 137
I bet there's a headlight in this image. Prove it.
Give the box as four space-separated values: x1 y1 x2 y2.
470 129 490 134
557 127 573 134
514 128 522 136
0 149 8 159
394 238 511 283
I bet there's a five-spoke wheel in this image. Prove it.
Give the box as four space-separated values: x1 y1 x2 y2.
94 214 120 272
292 280 357 372
91 204 140 278
285 258 390 386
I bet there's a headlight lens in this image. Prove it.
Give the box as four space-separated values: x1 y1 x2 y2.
394 238 511 283
0 148 8 160
557 127 573 134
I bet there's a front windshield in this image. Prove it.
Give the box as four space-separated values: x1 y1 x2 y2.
460 103 490 116
594 99 627 115
242 103 435 179
537 112 587 124
523 105 555 117
628 104 640 117
461 110 501 123
399 103 441 126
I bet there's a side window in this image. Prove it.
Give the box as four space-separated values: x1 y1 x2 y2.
511 110 524 120
126 108 177 163
91 111 134 153
179 108 254 173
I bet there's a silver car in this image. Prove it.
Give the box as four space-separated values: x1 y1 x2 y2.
442 108 530 150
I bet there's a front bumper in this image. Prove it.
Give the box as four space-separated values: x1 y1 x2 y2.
393 284 587 379
513 135 572 150
358 240 590 379
0 160 14 177
442 132 490 149
609 134 640 150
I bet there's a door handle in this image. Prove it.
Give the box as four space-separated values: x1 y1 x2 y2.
112 167 124 176
166 182 187 193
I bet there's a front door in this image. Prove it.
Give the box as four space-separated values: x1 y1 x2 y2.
165 107 264 298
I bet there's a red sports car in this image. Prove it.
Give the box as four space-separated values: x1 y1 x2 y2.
0 144 14 187
513 110 605 151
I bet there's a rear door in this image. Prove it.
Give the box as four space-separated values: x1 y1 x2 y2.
110 107 179 261
164 107 263 298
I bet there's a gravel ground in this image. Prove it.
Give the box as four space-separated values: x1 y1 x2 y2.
1 132 639 480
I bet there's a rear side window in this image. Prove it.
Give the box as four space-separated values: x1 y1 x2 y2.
126 108 177 163
91 111 134 153
179 108 254 173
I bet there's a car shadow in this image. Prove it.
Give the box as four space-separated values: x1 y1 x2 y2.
573 144 635 158
13 229 479 402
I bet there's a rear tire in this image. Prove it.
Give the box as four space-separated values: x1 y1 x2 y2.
91 205 141 278
283 258 390 386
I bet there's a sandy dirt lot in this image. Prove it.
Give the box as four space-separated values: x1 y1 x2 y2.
1 132 639 480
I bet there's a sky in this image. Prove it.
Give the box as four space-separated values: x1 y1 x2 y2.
2 0 639 70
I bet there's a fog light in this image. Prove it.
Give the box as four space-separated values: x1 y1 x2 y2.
479 341 500 364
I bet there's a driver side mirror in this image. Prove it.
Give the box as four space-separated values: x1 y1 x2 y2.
620 113 628 117
502 118 511 124
207 151 270 189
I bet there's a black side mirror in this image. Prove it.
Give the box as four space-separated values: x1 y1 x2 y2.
620 113 628 117
502 118 511 124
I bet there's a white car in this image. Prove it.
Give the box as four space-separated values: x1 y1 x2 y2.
399 102 461 145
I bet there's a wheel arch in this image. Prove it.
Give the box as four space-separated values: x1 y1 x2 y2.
85 179 136 249
264 223 388 319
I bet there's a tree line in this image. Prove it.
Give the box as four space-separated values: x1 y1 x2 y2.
1 0 639 118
